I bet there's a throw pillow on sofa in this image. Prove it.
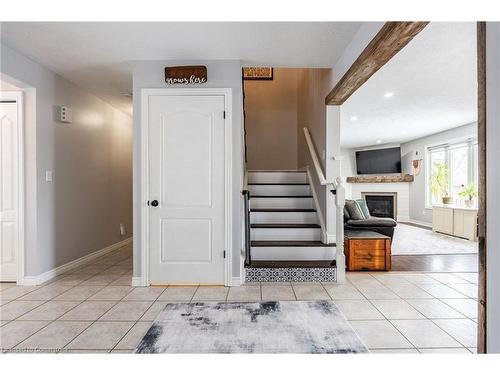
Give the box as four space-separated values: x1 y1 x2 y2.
345 200 366 220
356 198 371 219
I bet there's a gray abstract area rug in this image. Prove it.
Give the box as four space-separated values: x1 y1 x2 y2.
392 223 477 255
135 300 368 354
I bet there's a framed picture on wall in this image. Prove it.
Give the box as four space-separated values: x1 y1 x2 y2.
243 67 273 80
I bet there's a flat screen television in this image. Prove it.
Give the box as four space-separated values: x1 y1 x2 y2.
355 147 402 175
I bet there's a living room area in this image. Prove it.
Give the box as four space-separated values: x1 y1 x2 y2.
339 22 478 274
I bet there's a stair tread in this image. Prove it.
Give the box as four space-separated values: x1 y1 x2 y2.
246 260 336 268
251 208 316 212
251 240 335 247
251 224 320 229
248 183 309 186
248 171 306 173
251 195 313 198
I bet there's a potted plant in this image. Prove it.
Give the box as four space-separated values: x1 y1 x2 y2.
430 162 453 205
459 183 478 208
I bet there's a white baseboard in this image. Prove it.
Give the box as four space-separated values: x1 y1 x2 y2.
401 219 432 229
397 215 411 222
19 237 132 286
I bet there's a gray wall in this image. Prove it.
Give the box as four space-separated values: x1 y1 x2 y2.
245 68 299 170
1 43 133 277
486 21 500 353
400 122 477 224
132 60 244 279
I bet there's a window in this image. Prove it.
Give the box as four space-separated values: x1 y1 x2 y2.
426 139 478 206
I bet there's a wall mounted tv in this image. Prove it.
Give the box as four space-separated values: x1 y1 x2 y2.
355 147 402 175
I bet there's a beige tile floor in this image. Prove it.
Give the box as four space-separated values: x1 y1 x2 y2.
0 244 478 354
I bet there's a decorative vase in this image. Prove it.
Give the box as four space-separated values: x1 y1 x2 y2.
442 196 454 205
465 199 474 208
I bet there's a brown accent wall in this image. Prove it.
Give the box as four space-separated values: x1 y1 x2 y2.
244 68 300 170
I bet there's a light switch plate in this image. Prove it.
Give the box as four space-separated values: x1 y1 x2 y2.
45 170 53 182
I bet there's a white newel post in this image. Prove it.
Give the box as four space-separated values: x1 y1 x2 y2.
326 105 346 283
334 176 346 283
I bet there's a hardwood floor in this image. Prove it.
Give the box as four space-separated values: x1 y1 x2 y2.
392 254 478 272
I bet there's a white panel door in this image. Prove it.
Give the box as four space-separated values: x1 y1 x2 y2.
0 101 19 281
148 95 225 284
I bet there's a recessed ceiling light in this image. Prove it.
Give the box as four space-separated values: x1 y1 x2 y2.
376 139 382 144
383 92 394 98
350 116 358 122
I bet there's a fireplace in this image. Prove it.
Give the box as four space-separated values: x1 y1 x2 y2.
362 192 397 219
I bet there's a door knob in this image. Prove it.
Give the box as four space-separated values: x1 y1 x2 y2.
151 200 159 207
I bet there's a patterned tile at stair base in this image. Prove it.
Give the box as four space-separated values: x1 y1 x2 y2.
245 267 336 283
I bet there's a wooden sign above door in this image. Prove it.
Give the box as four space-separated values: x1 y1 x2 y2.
165 65 207 84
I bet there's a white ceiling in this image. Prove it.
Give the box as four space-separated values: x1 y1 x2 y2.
341 22 477 149
0 22 362 114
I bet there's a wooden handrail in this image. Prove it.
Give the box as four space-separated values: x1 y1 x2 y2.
243 168 249 191
303 127 331 186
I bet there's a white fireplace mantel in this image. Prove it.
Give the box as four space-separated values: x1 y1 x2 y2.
347 182 410 222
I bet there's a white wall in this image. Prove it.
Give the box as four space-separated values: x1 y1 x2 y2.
340 148 355 198
132 60 244 279
245 68 299 170
486 21 500 353
1 43 133 277
401 123 477 224
332 22 385 86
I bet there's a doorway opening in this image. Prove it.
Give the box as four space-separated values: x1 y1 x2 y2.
330 21 484 352
339 22 479 274
242 67 339 280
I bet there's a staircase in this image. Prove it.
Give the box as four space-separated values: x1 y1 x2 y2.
244 171 337 282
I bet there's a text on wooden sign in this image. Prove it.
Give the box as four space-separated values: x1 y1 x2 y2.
165 65 207 84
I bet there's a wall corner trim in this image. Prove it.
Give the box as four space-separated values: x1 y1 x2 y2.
18 237 132 286
323 233 337 245
131 276 145 287
231 276 243 287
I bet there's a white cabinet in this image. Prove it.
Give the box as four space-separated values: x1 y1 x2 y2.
432 206 454 235
432 205 478 241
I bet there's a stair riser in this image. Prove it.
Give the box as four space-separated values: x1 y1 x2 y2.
250 211 318 224
251 246 336 261
251 197 313 209
248 172 307 184
251 228 321 241
245 267 336 282
249 185 311 196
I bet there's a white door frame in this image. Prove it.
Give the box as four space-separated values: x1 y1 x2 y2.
140 88 233 286
0 91 24 284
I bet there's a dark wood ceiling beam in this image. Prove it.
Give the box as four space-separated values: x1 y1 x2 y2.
325 22 430 105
